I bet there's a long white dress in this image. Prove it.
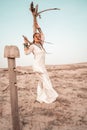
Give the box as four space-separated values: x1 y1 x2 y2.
25 43 58 103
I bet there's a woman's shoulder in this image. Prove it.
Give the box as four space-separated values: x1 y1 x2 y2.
29 44 34 48
29 43 37 51
30 43 37 48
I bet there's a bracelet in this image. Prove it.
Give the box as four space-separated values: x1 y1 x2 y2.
38 28 41 33
23 43 28 48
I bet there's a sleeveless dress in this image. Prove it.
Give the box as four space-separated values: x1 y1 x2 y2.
25 43 58 103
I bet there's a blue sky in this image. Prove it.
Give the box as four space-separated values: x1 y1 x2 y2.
0 0 87 68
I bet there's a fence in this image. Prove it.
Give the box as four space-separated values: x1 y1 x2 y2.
4 45 21 130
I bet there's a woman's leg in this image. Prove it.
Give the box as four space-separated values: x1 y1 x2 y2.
36 71 58 103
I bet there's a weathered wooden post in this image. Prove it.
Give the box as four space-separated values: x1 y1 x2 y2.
4 45 21 130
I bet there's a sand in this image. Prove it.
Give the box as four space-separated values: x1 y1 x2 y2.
0 62 87 130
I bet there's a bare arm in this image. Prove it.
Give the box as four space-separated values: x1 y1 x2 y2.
35 20 45 43
22 35 33 55
30 2 45 43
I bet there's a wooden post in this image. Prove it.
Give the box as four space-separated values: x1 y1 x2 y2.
4 45 21 130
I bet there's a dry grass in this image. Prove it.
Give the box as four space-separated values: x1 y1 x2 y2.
0 62 87 130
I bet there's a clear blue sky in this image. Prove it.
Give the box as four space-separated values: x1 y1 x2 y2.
0 0 87 68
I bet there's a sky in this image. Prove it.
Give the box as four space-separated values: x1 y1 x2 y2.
0 0 87 68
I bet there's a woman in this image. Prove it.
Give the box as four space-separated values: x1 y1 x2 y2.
23 22 58 103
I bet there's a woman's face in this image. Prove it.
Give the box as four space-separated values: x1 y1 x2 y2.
34 33 41 43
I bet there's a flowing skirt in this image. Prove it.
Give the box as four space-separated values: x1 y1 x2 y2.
36 71 58 103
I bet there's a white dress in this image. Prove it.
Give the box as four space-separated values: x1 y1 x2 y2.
25 43 58 103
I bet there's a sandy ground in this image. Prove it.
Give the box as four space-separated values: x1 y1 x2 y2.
0 62 87 130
